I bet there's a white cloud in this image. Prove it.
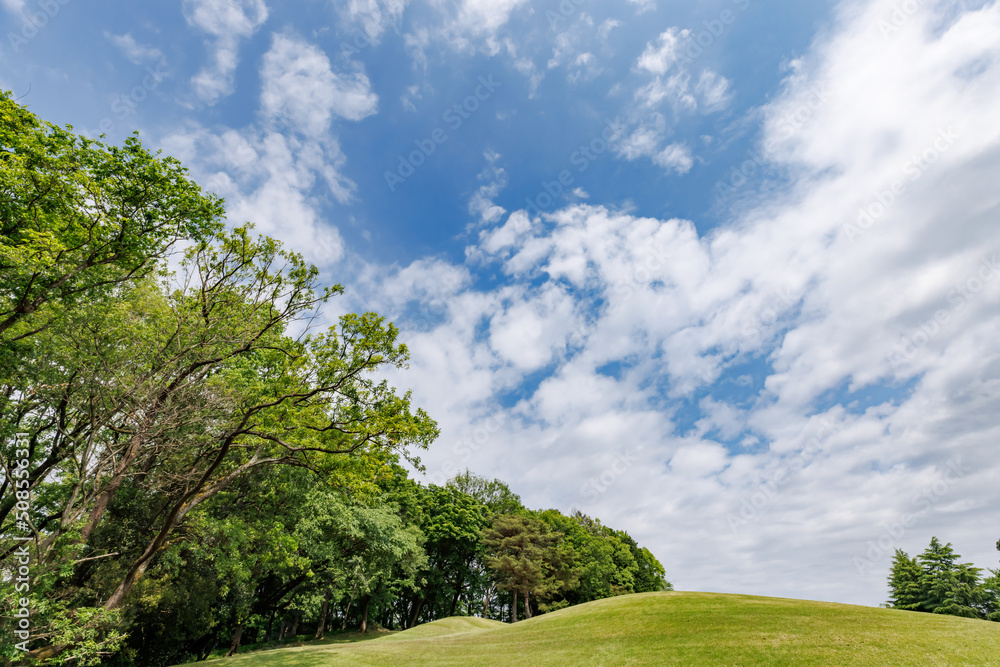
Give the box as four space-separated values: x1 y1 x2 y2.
160 123 352 264
183 0 269 104
346 0 1000 608
405 0 530 58
695 70 732 112
628 0 656 14
467 155 508 227
653 143 693 173
670 442 730 476
614 28 731 174
637 28 688 75
261 32 378 135
334 0 408 44
106 32 164 65
0 0 25 14
488 285 578 371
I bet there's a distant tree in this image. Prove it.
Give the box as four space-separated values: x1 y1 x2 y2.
916 538 981 618
406 485 488 626
481 514 576 622
447 470 523 516
887 549 923 610
886 537 998 621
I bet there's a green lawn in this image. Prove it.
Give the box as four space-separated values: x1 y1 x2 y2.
202 592 1000 666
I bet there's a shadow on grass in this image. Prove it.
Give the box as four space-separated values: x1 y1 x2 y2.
199 629 394 664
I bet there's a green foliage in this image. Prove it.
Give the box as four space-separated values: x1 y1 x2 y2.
886 537 998 621
0 89 223 354
887 549 923 611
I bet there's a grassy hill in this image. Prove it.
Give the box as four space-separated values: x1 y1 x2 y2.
203 592 1000 666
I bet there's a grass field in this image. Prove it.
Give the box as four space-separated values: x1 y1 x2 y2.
202 592 1000 666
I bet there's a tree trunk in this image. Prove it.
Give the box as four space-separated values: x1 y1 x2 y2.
79 430 148 543
315 588 331 639
524 590 532 619
360 595 371 633
225 622 243 657
289 612 301 639
449 574 464 617
341 599 353 631
482 585 492 618
408 597 424 628
511 589 518 623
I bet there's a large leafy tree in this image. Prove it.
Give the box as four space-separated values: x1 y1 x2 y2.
0 95 438 664
0 90 222 350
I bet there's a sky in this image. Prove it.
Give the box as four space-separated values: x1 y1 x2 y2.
2 0 1000 608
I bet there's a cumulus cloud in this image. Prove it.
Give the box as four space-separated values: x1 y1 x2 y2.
164 125 351 264
261 32 378 135
404 0 530 58
334 0 408 44
467 154 508 227
637 28 687 75
613 27 731 174
653 143 693 173
183 0 269 104
106 33 164 65
349 0 1000 607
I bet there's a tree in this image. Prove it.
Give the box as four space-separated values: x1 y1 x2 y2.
447 471 523 516
295 487 426 634
916 537 981 618
0 95 439 663
0 90 222 350
481 514 575 622
886 537 998 621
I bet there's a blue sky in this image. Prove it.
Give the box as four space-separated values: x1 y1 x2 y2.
3 0 1000 607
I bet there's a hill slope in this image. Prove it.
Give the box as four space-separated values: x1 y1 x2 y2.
206 592 1000 666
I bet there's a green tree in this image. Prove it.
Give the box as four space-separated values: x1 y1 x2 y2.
447 470 523 516
0 90 222 350
0 95 438 663
916 537 981 618
886 537 996 621
481 514 576 622
887 549 923 611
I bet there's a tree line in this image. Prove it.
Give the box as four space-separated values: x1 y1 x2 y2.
0 90 668 666
886 537 1000 621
